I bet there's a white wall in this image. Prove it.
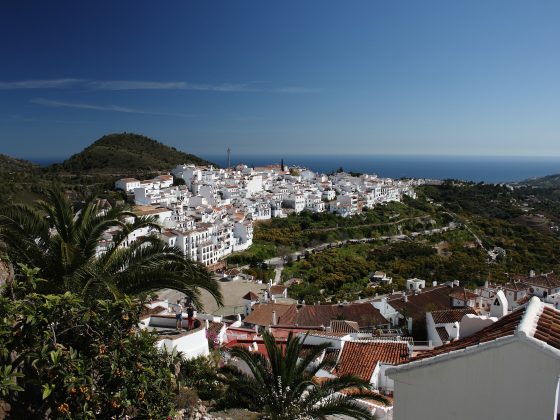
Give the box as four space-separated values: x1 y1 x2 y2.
390 339 560 420
157 326 210 360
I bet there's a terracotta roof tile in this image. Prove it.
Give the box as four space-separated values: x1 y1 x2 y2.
412 306 526 362
388 286 455 321
244 302 386 328
534 306 560 350
242 291 259 301
243 303 296 326
431 308 477 324
399 298 560 368
436 326 450 342
207 321 224 336
335 341 410 381
269 285 287 295
330 320 360 333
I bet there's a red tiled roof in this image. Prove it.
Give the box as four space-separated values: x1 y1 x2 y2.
431 308 477 324
242 292 259 301
402 299 560 367
534 306 560 350
512 273 560 290
436 326 450 343
243 303 295 326
293 303 386 328
323 348 341 367
330 320 360 333
335 341 410 381
388 286 455 321
449 289 478 301
412 305 527 362
243 302 386 328
269 285 287 295
207 321 224 335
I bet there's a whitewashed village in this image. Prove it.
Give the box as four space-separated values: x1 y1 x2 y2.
112 163 560 419
112 162 417 269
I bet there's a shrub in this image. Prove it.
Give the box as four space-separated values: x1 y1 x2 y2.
0 265 176 419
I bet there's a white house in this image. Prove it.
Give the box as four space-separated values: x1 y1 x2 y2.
283 193 306 213
406 278 426 291
388 297 560 420
425 308 477 347
115 178 140 192
140 312 209 360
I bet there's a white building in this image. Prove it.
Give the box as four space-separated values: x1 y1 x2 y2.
388 297 560 420
115 177 140 192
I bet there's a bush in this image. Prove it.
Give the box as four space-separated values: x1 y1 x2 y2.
0 265 176 419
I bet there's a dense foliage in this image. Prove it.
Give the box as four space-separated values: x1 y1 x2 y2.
283 182 560 303
254 202 440 249
59 132 213 173
0 188 222 307
226 331 385 419
0 265 176 419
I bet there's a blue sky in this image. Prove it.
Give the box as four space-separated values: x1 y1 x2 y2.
0 1 559 159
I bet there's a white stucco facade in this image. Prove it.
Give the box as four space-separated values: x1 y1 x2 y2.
389 338 560 420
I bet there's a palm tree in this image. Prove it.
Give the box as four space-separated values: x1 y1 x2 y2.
0 188 222 307
226 331 388 419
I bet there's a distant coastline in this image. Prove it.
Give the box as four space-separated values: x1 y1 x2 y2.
25 154 560 184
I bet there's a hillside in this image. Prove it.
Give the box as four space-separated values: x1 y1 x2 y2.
0 133 214 204
0 154 39 173
58 132 214 174
519 173 560 188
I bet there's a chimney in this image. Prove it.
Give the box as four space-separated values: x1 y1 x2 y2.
529 269 536 278
205 319 210 329
451 321 460 340
432 281 438 287
272 310 277 326
484 280 489 289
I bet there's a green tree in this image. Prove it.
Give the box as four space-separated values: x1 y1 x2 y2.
226 331 387 419
0 265 176 418
0 188 222 306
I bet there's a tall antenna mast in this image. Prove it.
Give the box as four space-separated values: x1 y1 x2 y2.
227 147 231 170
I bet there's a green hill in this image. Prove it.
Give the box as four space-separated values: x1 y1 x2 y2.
0 154 39 173
520 174 560 188
58 132 214 174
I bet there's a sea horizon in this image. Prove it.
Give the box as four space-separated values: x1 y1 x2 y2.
24 154 560 184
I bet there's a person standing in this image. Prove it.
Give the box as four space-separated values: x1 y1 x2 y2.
186 303 195 330
173 300 183 330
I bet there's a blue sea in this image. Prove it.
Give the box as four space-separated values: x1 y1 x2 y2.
201 154 560 184
26 155 560 184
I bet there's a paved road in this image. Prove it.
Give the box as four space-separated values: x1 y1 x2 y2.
264 221 459 272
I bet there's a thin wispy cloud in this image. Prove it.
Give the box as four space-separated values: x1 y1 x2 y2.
30 98 179 116
0 78 83 89
86 80 250 92
1 78 319 93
